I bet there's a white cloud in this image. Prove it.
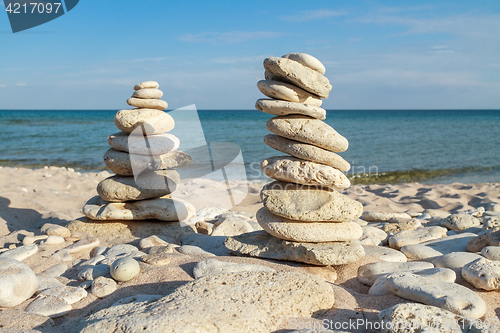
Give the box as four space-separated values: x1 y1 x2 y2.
15 83 26 87
281 9 346 22
178 31 283 44
0 84 5 88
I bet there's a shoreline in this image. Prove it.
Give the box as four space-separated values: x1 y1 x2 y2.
2 164 500 187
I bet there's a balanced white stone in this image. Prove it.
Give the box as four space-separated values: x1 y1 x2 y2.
103 148 192 176
266 115 348 152
282 53 326 75
225 231 365 266
263 57 332 98
107 131 179 155
82 195 196 222
260 181 362 222
134 81 159 90
127 97 168 110
261 156 351 190
193 259 275 279
255 99 326 120
114 109 174 134
132 88 163 99
257 208 363 243
97 170 180 202
257 80 322 106
264 134 350 171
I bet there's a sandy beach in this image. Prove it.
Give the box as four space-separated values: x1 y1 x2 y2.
1 165 499 332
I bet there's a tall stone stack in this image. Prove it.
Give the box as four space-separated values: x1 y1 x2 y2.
82 81 196 223
255 53 365 264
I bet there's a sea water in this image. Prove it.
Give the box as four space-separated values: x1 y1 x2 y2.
0 110 499 184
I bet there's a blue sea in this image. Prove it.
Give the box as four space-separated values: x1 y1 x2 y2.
1 110 499 184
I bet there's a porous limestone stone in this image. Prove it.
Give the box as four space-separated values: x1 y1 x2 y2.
482 216 500 230
362 211 412 222
255 99 326 120
68 219 194 248
132 88 163 99
77 271 335 333
388 226 448 250
178 245 216 257
114 109 174 134
210 216 255 237
127 97 168 110
65 237 100 254
107 131 179 155
25 295 72 318
440 214 480 231
481 246 500 260
181 234 231 256
361 226 388 244
110 257 140 282
257 80 322 106
257 208 362 243
401 233 477 261
382 218 421 234
263 57 332 98
139 235 175 249
193 259 275 278
379 303 485 333
42 235 65 245
467 227 500 252
369 267 456 296
41 223 71 238
39 286 87 305
0 258 38 307
282 53 326 74
78 264 110 281
134 81 159 90
384 272 486 319
432 252 484 271
0 244 38 261
41 263 67 277
260 181 362 222
357 261 434 286
462 257 500 290
362 245 407 262
261 157 350 189
225 231 364 266
266 115 348 152
82 195 196 222
264 134 350 171
91 276 117 298
96 170 180 202
103 148 192 176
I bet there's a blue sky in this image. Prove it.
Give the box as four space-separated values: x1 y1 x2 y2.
1 0 499 110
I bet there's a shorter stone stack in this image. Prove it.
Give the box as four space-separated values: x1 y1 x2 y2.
82 81 195 223
256 53 364 264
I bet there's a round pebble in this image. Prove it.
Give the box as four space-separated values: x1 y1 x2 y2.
110 257 140 282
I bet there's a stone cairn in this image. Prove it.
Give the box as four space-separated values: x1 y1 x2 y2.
254 53 365 265
82 81 196 223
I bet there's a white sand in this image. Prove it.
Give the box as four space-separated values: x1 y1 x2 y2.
1 166 499 331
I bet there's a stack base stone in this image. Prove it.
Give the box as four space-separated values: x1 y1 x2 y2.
224 231 365 266
82 196 195 222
